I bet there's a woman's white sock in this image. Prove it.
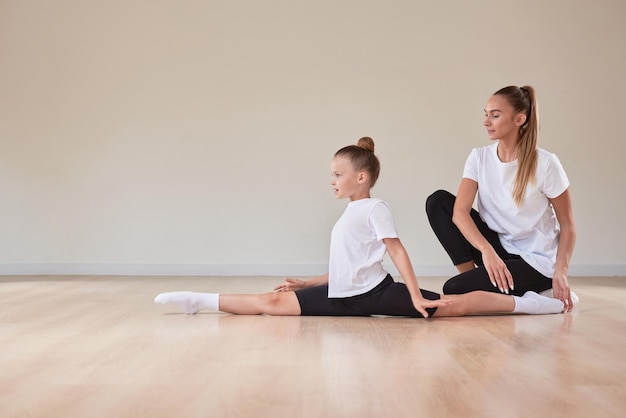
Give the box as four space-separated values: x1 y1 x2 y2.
154 291 220 314
512 291 564 315
539 288 579 305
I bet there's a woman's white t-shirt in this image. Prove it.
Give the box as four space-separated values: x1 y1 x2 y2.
463 143 570 278
328 198 398 298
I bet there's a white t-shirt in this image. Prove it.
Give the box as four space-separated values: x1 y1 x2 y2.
328 198 398 298
463 142 570 277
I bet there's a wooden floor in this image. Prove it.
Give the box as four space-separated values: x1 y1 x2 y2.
1 275 625 418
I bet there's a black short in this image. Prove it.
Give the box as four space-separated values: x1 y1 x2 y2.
294 274 440 318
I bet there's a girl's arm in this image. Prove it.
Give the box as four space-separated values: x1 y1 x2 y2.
549 188 576 311
274 273 329 292
453 178 514 293
384 237 450 317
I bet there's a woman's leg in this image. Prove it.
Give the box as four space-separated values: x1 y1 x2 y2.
433 291 564 317
155 291 302 315
455 261 476 274
433 292 512 316
442 259 553 296
426 190 507 271
426 190 476 269
426 191 553 297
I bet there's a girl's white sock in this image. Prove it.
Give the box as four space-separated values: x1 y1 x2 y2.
154 291 219 314
512 291 564 315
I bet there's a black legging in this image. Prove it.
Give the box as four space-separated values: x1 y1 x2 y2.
425 190 552 296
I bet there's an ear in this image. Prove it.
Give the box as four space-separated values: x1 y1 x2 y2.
357 171 368 184
515 113 527 126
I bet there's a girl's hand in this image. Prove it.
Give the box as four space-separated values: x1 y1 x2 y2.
412 296 451 318
274 278 306 292
552 272 574 312
482 247 514 294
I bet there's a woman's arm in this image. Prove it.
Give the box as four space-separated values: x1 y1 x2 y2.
452 178 514 293
384 237 450 317
549 188 576 311
274 273 329 292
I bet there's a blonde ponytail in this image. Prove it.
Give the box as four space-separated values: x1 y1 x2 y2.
494 85 539 206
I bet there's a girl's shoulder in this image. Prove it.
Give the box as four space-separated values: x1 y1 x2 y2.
357 197 392 213
349 197 388 210
358 197 391 213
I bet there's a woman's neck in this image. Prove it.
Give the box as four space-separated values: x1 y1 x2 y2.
497 139 518 163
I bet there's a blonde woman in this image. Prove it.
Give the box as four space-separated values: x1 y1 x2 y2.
426 86 577 311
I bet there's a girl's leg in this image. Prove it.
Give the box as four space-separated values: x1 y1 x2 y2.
220 292 301 315
155 291 301 316
360 276 441 318
433 291 564 317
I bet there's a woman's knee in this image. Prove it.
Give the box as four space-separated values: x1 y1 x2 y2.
442 278 467 295
425 189 455 218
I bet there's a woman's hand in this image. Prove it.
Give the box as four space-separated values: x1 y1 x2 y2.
274 278 307 292
482 247 514 294
552 272 574 312
411 296 451 318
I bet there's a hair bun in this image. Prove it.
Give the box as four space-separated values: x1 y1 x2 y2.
357 136 375 153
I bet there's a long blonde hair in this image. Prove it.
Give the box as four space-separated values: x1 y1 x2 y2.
494 85 539 206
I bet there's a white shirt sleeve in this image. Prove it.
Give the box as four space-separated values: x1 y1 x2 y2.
543 153 570 198
369 201 398 241
462 148 479 181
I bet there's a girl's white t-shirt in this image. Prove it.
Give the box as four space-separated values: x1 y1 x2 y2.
463 143 570 278
328 198 398 298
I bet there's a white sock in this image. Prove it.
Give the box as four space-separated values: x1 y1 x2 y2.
539 288 579 305
512 291 564 315
154 291 220 314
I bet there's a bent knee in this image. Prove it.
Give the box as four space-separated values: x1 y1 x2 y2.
425 189 454 216
442 279 467 295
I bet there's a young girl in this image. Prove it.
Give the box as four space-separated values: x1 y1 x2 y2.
155 137 564 318
426 85 576 311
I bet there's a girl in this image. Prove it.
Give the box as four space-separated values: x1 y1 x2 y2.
155 137 564 318
426 85 576 311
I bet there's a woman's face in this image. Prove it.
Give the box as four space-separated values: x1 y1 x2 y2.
483 94 526 142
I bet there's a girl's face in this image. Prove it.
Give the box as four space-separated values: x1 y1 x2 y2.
483 94 526 142
331 156 370 201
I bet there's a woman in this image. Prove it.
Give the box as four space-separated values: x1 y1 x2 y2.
426 86 576 311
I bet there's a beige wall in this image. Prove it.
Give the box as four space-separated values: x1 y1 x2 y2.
1 0 624 276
